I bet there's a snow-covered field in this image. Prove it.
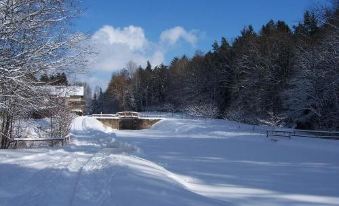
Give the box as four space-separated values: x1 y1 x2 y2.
0 116 339 206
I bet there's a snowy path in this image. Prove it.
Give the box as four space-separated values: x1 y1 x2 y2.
0 116 339 206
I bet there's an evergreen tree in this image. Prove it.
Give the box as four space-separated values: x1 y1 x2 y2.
91 93 98 114
294 10 320 43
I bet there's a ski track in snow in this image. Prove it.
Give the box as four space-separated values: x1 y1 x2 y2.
0 116 339 206
68 151 96 206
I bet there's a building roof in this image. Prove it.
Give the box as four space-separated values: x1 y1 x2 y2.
45 86 84 97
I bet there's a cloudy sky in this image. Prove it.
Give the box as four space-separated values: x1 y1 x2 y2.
75 0 327 89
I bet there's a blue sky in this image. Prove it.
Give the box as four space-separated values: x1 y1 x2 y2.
75 0 327 89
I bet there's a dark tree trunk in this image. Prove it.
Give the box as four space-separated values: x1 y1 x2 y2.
0 113 13 149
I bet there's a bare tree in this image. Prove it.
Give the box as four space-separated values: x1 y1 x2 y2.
126 60 138 79
0 0 89 148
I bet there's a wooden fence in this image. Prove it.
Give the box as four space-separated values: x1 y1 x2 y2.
266 129 339 140
10 135 71 148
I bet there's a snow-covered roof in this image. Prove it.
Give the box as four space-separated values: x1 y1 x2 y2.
44 86 84 97
71 109 84 113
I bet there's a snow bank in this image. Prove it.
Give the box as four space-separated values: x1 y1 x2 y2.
71 116 113 134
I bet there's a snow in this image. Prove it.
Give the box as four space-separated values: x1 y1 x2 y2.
43 86 84 97
1 116 339 206
15 118 51 139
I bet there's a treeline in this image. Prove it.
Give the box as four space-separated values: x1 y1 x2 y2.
93 4 338 130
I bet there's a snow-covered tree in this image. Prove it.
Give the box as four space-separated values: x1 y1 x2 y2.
185 102 219 119
284 30 338 129
0 0 88 148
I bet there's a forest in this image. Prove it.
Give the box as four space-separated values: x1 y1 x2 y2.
92 4 339 130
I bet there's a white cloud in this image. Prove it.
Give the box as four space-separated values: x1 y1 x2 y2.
90 25 157 71
149 50 165 66
92 25 147 51
160 26 198 46
89 25 198 72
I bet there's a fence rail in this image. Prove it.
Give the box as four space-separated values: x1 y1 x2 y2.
266 129 339 140
10 135 71 148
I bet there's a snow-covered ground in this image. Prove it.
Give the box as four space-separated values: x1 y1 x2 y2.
0 116 339 206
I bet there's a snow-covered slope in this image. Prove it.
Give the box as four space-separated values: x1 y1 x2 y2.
0 116 338 206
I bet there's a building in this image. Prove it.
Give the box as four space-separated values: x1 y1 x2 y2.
47 86 85 115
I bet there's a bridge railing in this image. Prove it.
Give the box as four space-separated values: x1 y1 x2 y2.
117 111 139 118
91 114 118 118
